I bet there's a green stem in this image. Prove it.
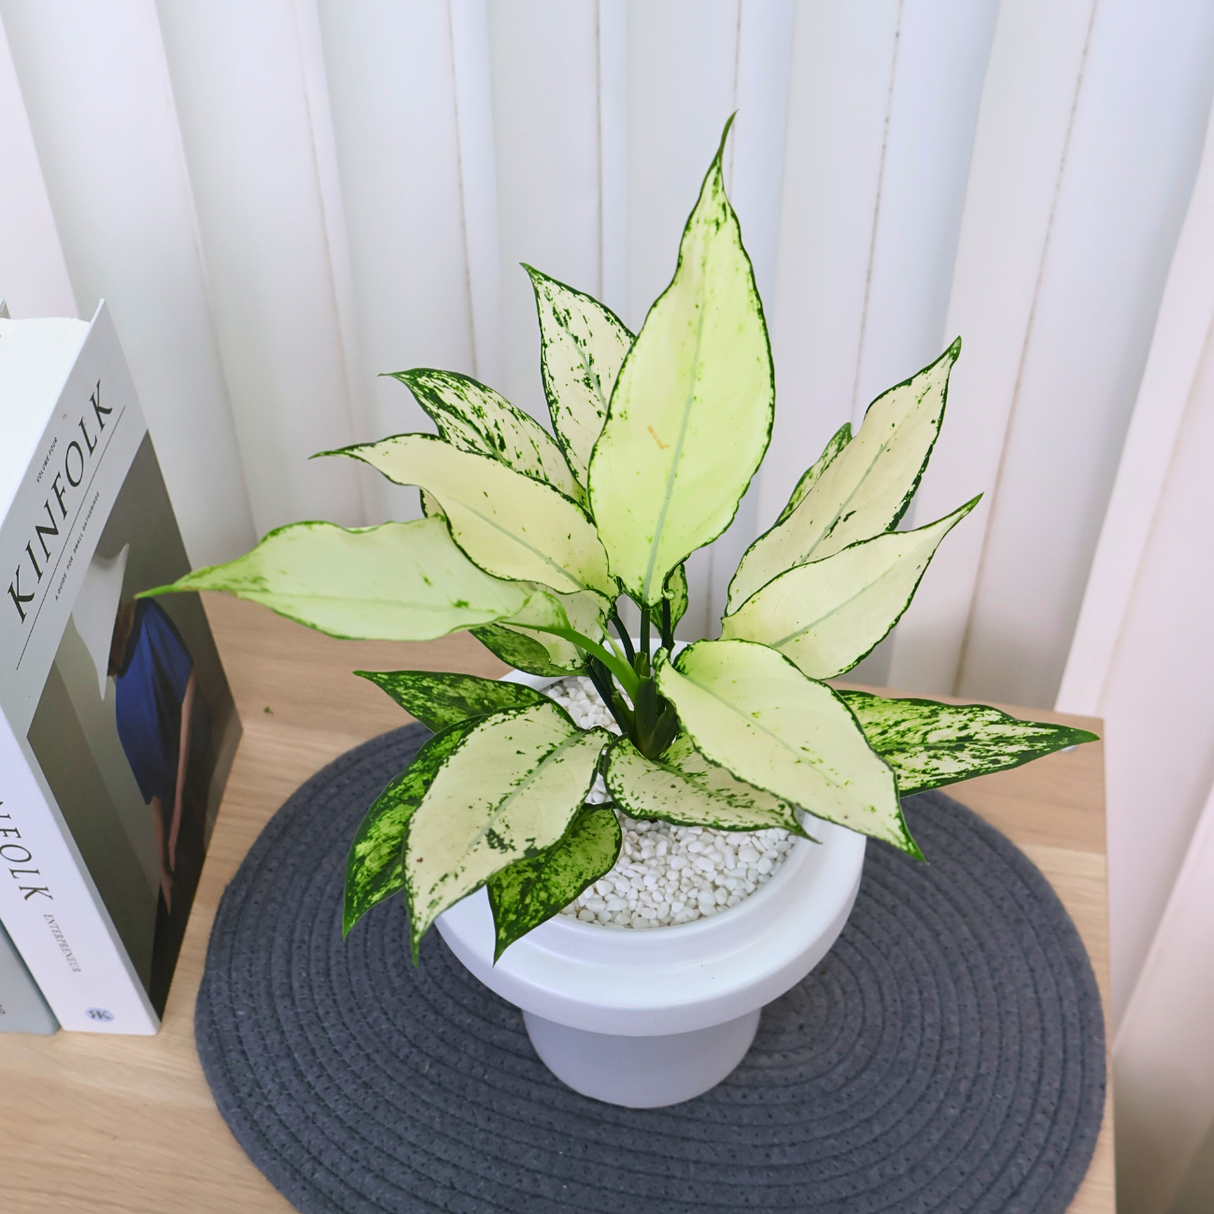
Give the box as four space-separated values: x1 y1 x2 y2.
587 659 633 735
640 605 651 663
609 610 635 665
522 624 640 697
661 597 674 651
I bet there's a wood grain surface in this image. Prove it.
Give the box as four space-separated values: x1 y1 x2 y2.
0 593 1114 1212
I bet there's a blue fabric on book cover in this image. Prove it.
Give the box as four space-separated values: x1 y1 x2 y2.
196 723 1106 1214
113 599 193 810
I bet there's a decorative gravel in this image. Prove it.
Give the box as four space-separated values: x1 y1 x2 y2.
543 675 794 930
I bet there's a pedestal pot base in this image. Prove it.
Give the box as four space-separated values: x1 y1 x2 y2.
523 1007 761 1108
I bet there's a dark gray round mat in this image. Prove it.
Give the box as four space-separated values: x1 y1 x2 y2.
197 723 1106 1214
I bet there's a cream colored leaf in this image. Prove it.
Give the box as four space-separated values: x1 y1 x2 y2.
588 122 774 605
721 498 978 678
390 367 583 503
526 265 633 485
142 517 540 641
775 422 852 526
604 733 806 833
655 639 918 855
403 702 611 957
728 342 960 610
334 433 615 597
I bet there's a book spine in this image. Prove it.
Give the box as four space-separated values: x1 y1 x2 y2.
0 918 57 1034
0 706 158 1033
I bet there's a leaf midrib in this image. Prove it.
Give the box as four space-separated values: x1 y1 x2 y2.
762 537 928 648
449 485 600 595
465 728 592 855
642 287 709 603
679 670 857 801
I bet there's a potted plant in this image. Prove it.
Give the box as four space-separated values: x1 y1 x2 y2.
147 119 1095 1107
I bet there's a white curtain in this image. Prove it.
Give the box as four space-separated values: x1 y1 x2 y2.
4 2 1214 1206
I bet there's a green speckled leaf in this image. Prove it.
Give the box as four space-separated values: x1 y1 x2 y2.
342 719 479 937
472 622 576 676
354 670 547 732
656 639 919 856
333 433 615 598
721 498 978 678
390 367 583 503
526 265 634 486
140 516 544 641
840 691 1099 796
487 803 622 960
775 422 852 526
472 582 609 675
404 702 612 960
728 342 960 611
604 733 809 835
588 120 774 605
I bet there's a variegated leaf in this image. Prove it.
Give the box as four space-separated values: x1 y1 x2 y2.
333 433 615 598
588 120 774 605
141 517 547 641
474 582 610 674
728 342 960 610
472 622 578 677
404 702 612 959
775 422 852 526
664 563 689 631
390 367 583 503
526 265 634 485
342 719 480 936
354 670 547 732
487 803 622 960
721 498 979 678
656 639 919 855
605 733 809 834
841 691 1099 796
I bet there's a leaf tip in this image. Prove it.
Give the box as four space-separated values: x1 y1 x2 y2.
715 112 738 166
135 582 180 600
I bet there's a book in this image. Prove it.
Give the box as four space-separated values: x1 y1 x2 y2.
0 300 240 1033
0 918 57 1034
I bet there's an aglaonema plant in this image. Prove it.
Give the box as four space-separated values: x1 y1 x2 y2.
145 119 1097 962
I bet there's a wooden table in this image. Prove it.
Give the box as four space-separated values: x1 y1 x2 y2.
0 594 1115 1212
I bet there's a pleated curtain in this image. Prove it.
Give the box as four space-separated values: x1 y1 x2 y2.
3 2 1214 1208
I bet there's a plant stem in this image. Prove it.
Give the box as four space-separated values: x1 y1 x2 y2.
640 605 651 663
609 610 636 665
661 597 673 651
587 658 633 734
522 623 639 696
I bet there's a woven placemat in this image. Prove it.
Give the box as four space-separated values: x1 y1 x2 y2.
196 723 1105 1213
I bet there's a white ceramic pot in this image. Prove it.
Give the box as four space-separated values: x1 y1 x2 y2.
435 658 866 1108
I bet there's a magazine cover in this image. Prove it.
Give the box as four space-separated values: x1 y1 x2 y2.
0 304 240 1031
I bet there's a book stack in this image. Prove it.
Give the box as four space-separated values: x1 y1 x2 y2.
0 299 240 1033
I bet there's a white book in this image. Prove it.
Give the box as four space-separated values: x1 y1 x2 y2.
0 301 240 1032
0 919 57 1034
